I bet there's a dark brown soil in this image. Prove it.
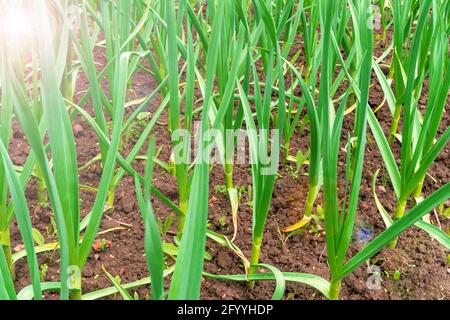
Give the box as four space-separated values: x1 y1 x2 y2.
8 31 450 300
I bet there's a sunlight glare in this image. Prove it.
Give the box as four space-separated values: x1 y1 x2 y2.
0 6 32 44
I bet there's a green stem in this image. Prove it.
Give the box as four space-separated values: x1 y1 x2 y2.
177 214 186 238
388 105 402 145
304 184 317 218
225 163 234 190
247 236 262 289
176 199 188 239
393 199 407 220
329 279 342 300
380 0 387 42
36 165 48 206
347 92 356 108
107 185 115 208
349 145 357 184
388 199 407 249
284 141 290 165
387 59 395 82
413 176 425 203
304 66 311 85
0 228 14 280
70 289 82 300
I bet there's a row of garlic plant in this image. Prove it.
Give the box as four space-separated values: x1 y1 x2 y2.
207 0 450 300
0 0 160 299
371 0 450 248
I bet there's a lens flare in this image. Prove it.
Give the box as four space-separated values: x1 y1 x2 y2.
0 6 31 44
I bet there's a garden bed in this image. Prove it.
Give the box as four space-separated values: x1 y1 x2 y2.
10 31 449 300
